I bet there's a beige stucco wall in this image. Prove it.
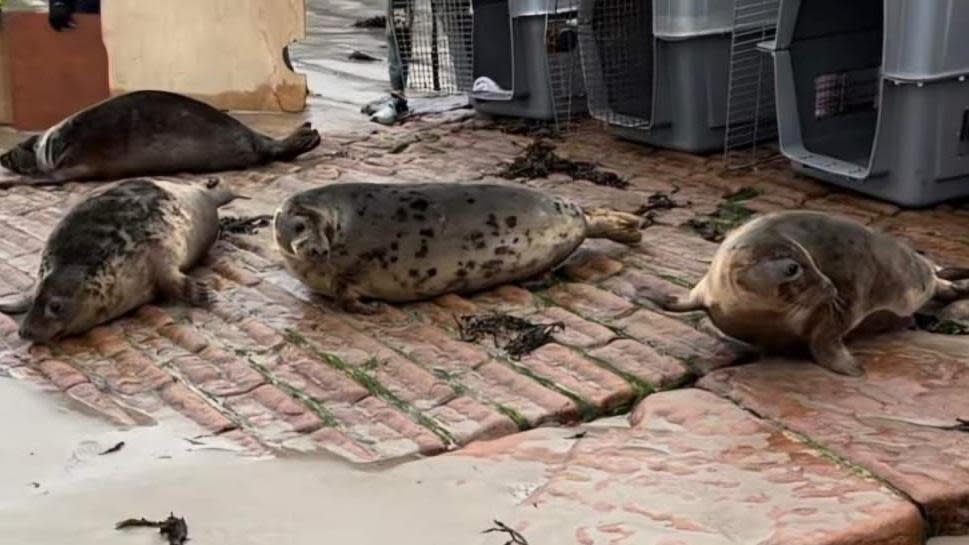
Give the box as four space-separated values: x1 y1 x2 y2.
101 0 307 112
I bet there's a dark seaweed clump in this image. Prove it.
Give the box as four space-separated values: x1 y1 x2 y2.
456 313 564 359
116 514 188 545
499 141 629 189
686 187 760 242
914 313 969 335
219 215 273 236
483 520 530 545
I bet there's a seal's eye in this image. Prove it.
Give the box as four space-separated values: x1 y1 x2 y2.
293 221 306 235
205 177 220 189
784 263 800 278
47 300 62 316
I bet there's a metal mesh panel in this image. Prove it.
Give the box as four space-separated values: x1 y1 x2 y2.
723 0 780 168
577 0 653 128
546 9 587 130
391 0 474 95
813 68 879 119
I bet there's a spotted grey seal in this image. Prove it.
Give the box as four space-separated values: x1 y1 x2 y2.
654 210 969 376
0 177 243 343
273 182 643 312
0 90 321 184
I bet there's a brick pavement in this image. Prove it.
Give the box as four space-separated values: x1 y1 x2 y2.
3 113 969 541
459 389 925 545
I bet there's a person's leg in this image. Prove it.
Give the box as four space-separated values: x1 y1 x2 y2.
76 0 99 13
386 0 407 92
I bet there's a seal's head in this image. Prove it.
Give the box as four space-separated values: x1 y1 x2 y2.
1 135 41 176
724 235 838 311
273 197 332 262
19 266 88 344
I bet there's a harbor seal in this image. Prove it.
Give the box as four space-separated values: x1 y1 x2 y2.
0 177 243 343
273 182 643 312
653 210 969 376
0 90 321 184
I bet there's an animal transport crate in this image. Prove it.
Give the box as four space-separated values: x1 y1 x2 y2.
468 0 587 128
762 0 969 207
578 0 742 153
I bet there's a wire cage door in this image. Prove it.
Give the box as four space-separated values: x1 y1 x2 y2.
723 0 780 168
577 0 654 129
545 2 587 131
391 0 474 96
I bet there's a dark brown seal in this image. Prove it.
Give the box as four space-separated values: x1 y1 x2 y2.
0 177 243 343
273 182 644 313
654 211 969 376
0 90 321 183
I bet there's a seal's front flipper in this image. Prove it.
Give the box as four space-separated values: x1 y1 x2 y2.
337 295 382 315
933 278 969 302
520 271 556 291
809 335 863 377
158 270 215 308
0 294 31 315
272 123 322 162
937 267 969 281
333 282 381 315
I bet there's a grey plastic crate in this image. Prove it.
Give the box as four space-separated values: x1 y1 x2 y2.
469 0 587 126
578 0 736 153
764 0 969 207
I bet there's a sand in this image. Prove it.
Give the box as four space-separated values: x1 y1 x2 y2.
0 377 549 545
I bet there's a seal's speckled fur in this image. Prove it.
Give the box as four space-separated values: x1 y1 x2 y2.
0 90 321 184
655 211 969 376
274 182 643 313
7 177 242 342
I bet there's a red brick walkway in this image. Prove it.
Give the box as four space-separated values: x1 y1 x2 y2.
3 113 969 540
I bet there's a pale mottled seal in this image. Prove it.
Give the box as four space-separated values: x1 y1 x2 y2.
655 211 969 376
0 90 321 183
0 177 242 343
273 183 643 312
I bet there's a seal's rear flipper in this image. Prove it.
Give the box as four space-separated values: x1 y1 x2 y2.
652 293 705 313
273 123 322 161
0 294 31 315
584 208 644 245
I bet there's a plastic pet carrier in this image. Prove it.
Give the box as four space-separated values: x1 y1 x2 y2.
578 0 741 153
469 0 587 128
763 0 969 207
391 0 474 95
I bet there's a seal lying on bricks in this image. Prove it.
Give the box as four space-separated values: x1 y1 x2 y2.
0 178 243 343
653 210 969 376
273 182 644 313
0 90 321 184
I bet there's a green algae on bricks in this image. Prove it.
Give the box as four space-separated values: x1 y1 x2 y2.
283 329 458 447
686 186 760 243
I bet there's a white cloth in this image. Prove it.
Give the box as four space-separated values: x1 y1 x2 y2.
472 76 513 100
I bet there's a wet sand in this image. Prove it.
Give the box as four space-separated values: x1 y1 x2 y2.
0 377 550 545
